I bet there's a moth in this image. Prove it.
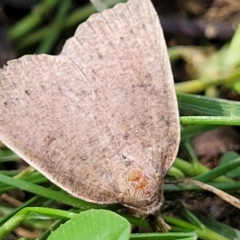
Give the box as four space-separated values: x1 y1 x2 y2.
0 0 180 219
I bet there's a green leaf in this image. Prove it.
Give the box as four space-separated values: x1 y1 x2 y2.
177 92 240 117
47 209 131 240
198 214 240 240
220 151 240 178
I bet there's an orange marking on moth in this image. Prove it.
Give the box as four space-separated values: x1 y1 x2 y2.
128 169 149 191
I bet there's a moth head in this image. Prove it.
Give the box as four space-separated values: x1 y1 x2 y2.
118 164 164 216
